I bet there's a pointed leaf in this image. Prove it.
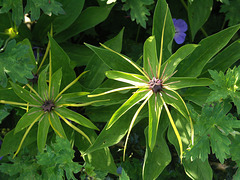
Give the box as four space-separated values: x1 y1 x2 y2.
15 107 43 134
85 43 139 74
50 68 62 99
55 107 98 130
38 66 49 99
37 114 50 152
161 44 198 78
107 90 150 129
166 77 213 90
106 70 148 86
176 24 240 77
143 112 171 180
148 94 163 151
49 112 66 138
152 0 175 61
10 81 42 105
143 36 158 77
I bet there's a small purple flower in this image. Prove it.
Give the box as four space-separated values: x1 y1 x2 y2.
173 18 188 44
117 166 122 174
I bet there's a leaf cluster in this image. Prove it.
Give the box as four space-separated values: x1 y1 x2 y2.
220 0 240 26
186 102 240 164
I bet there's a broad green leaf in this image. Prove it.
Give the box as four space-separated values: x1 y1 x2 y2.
25 0 64 21
166 77 213 90
55 107 99 130
188 0 213 40
50 68 62 99
10 81 42 105
85 43 139 74
161 44 198 78
0 86 25 103
49 35 81 91
168 108 213 180
107 89 150 129
143 111 171 180
201 39 240 77
152 0 175 62
0 40 35 87
38 66 49 99
106 71 148 86
143 36 158 77
49 111 66 138
176 24 240 77
0 126 37 157
37 114 50 152
0 0 23 25
81 28 124 89
75 128 117 175
15 107 43 133
85 105 148 154
55 4 114 42
147 94 163 151
183 87 211 107
122 0 153 28
53 0 85 34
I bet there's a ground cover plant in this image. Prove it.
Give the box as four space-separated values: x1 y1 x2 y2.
1 0 240 179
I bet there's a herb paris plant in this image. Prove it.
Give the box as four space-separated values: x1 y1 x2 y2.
87 7 212 162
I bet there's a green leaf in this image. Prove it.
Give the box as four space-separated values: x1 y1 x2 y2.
85 105 148 154
143 36 158 77
0 126 37 157
37 136 82 180
49 111 66 138
53 0 85 34
207 67 240 114
55 4 114 42
55 107 99 130
81 28 124 89
49 35 81 91
147 94 163 151
220 0 240 26
201 39 240 77
50 68 62 99
0 0 23 25
186 102 240 163
0 40 35 87
120 168 130 180
176 24 240 77
188 0 213 40
85 43 139 74
25 0 65 21
152 0 175 62
143 111 171 180
161 44 198 78
10 81 41 105
166 77 213 90
37 114 50 152
106 70 148 86
167 108 213 180
183 87 211 107
122 0 154 28
38 66 49 99
15 107 43 134
107 90 149 129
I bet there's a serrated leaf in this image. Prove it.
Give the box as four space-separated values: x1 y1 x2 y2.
220 0 240 26
122 0 153 28
25 0 65 21
187 103 240 163
207 66 240 114
0 40 35 87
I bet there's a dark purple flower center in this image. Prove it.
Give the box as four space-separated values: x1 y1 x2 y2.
149 77 163 93
42 100 55 112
